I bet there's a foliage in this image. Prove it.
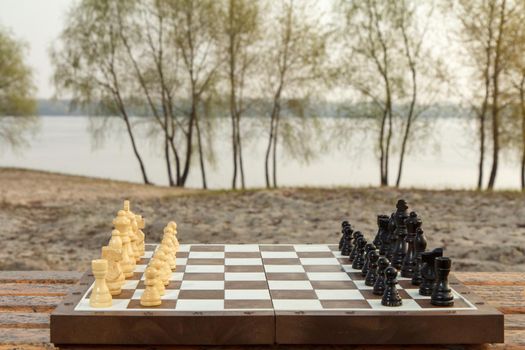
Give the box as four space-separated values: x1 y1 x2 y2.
0 26 37 151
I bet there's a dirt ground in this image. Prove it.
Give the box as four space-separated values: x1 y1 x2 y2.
0 167 524 272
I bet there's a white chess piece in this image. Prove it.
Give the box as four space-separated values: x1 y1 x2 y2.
140 267 161 307
135 214 146 256
160 243 176 270
151 254 171 286
113 211 136 277
101 246 124 296
148 263 165 296
89 259 112 308
108 229 132 281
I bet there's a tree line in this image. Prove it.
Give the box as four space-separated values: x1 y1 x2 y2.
1 0 525 190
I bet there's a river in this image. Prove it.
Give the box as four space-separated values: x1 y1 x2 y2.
1 116 521 190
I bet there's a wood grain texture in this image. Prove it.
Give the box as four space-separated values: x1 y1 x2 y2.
468 286 525 314
0 312 49 328
0 271 523 348
0 283 72 296
455 272 525 286
0 271 81 284
0 296 63 312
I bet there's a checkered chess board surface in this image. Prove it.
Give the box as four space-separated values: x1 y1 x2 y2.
75 244 476 312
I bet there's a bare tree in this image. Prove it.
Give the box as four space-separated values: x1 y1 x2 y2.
337 0 401 186
218 0 260 189
52 0 151 184
455 0 515 190
505 0 525 188
168 0 221 189
261 0 327 188
394 1 445 187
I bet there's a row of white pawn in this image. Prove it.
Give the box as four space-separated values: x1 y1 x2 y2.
89 201 179 308
141 222 180 307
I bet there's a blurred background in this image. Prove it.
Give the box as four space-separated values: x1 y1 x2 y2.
0 0 524 272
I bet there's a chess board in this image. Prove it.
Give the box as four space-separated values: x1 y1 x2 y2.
51 244 503 345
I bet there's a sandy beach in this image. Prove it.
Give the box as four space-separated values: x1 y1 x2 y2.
0 167 524 272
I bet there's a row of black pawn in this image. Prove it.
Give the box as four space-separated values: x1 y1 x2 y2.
338 200 454 307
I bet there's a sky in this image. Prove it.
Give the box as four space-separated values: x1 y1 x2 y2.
0 0 71 99
0 0 469 102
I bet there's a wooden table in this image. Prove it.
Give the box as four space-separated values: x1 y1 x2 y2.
0 271 523 349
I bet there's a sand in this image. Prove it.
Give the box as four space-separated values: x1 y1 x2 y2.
0 167 524 272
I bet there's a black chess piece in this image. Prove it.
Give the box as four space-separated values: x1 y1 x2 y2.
373 215 386 249
391 200 409 269
411 227 427 285
373 257 389 295
431 257 454 306
381 266 402 307
386 212 397 261
419 248 444 296
415 226 427 254
411 254 423 286
377 215 390 256
341 227 352 256
365 250 379 286
349 231 363 262
352 237 367 270
361 243 376 276
339 221 351 251
401 211 421 277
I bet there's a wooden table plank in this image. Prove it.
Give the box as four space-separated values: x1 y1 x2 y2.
0 296 63 313
0 283 72 296
0 312 49 329
0 328 50 344
505 315 525 330
0 271 81 284
455 272 525 286
468 285 525 314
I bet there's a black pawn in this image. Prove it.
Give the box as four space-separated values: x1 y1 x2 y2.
415 225 427 254
339 221 350 251
381 266 402 307
431 257 454 306
419 248 444 296
373 257 389 295
341 227 352 256
411 254 423 286
361 243 376 276
365 250 379 286
349 231 363 262
351 237 367 270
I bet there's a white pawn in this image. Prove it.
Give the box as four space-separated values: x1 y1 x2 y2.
123 201 141 262
90 259 112 308
160 243 176 270
148 262 165 296
140 267 161 307
113 214 135 277
135 214 146 256
152 253 171 286
164 227 179 253
128 217 141 262
101 246 124 296
170 222 180 249
161 234 177 262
